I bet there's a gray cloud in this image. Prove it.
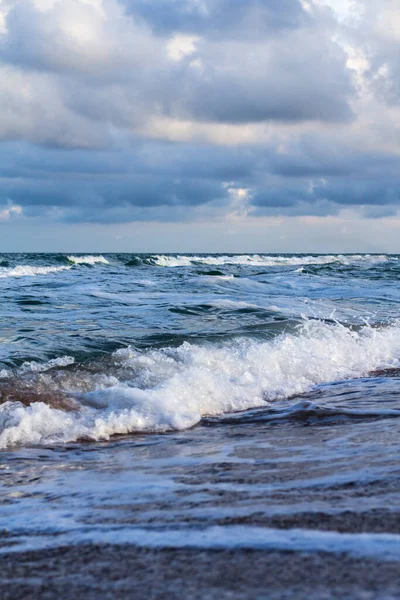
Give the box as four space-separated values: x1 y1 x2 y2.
348 0 400 106
0 0 399 229
1 133 399 224
251 173 400 218
1 0 161 80
122 0 310 38
167 32 353 124
0 0 354 140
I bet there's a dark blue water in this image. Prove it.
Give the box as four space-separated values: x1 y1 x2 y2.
0 253 399 558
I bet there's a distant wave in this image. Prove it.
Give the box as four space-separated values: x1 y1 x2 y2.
0 255 110 278
1 319 399 447
67 255 110 265
125 257 143 267
147 254 392 268
0 265 71 278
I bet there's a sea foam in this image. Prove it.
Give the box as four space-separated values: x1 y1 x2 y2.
0 320 399 448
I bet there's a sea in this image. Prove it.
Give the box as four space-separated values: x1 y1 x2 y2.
1 253 400 567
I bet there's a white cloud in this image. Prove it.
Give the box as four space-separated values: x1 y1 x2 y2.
0 203 22 220
167 34 200 61
225 186 252 221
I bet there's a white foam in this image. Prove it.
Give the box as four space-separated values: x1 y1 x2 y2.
67 255 109 265
151 254 392 268
0 265 71 278
0 356 74 380
0 320 399 447
204 274 235 281
39 526 400 561
19 356 75 374
2 518 400 560
138 279 157 286
210 299 260 310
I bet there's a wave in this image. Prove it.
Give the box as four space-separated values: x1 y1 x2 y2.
148 254 392 268
204 399 400 425
20 356 75 374
125 257 143 267
67 255 110 265
209 299 262 310
0 320 399 448
0 256 110 278
0 356 75 379
0 265 71 278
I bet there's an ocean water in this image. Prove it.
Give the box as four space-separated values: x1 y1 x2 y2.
0 253 400 560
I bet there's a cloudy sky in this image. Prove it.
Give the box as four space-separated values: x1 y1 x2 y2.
0 0 399 252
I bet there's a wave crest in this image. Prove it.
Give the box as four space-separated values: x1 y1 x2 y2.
0 320 399 447
0 265 71 278
149 254 392 268
67 255 109 265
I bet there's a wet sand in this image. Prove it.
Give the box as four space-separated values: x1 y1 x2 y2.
1 543 400 600
1 413 400 598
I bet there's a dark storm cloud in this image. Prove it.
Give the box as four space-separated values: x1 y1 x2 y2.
0 142 235 222
269 141 400 178
0 172 229 211
311 179 400 207
251 175 400 217
0 141 255 182
1 135 400 224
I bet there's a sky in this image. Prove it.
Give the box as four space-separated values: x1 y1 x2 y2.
0 0 399 252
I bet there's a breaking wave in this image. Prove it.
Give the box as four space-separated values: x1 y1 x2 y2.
0 265 71 278
0 320 399 448
148 254 392 268
0 256 110 278
67 255 110 265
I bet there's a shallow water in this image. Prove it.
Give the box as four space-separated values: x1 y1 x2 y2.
0 253 399 559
